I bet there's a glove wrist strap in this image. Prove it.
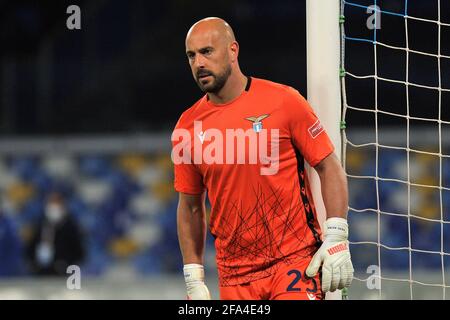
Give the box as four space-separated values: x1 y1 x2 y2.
184 264 205 287
323 217 348 241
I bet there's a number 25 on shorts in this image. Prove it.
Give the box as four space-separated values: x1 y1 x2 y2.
286 269 319 299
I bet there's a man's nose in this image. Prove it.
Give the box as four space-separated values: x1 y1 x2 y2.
194 54 206 69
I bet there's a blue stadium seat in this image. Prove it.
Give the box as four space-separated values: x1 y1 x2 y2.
79 155 112 178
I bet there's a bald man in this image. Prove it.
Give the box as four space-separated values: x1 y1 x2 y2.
172 17 353 300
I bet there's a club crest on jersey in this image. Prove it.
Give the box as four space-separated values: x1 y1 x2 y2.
245 114 270 133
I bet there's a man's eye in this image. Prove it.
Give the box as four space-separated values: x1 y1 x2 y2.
201 49 212 55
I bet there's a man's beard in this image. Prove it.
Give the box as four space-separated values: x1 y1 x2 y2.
196 65 232 94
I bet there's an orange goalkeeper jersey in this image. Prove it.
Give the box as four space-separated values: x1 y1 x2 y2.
172 77 334 286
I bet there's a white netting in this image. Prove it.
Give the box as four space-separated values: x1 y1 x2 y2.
341 0 450 299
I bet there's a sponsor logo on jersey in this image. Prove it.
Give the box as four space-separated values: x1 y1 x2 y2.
197 131 205 144
308 119 324 139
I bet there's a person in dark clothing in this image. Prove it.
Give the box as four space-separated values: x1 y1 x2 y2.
27 191 85 276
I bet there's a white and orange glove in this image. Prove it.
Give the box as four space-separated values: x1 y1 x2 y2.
183 264 211 300
306 217 354 293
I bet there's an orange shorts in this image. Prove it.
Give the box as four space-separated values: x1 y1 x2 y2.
219 258 323 300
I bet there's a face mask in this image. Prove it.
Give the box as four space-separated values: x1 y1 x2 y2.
45 204 65 223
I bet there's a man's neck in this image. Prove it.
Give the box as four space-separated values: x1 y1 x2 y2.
207 72 248 105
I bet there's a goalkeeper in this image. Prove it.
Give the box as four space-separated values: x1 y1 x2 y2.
172 17 354 300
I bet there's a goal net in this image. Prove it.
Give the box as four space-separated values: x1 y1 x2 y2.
340 0 450 299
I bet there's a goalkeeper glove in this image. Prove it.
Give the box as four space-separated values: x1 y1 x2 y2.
306 217 354 293
183 264 211 300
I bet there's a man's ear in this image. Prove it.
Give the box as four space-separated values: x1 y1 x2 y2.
230 41 239 63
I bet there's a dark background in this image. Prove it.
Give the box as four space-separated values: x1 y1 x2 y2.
0 0 308 134
1 0 448 135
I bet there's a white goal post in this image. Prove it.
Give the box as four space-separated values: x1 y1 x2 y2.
306 0 343 300
311 0 450 300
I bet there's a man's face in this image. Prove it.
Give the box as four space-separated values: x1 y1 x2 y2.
186 30 232 93
47 193 64 207
45 193 66 223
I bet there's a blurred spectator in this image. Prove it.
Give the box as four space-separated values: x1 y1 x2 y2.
26 190 85 276
0 208 24 277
